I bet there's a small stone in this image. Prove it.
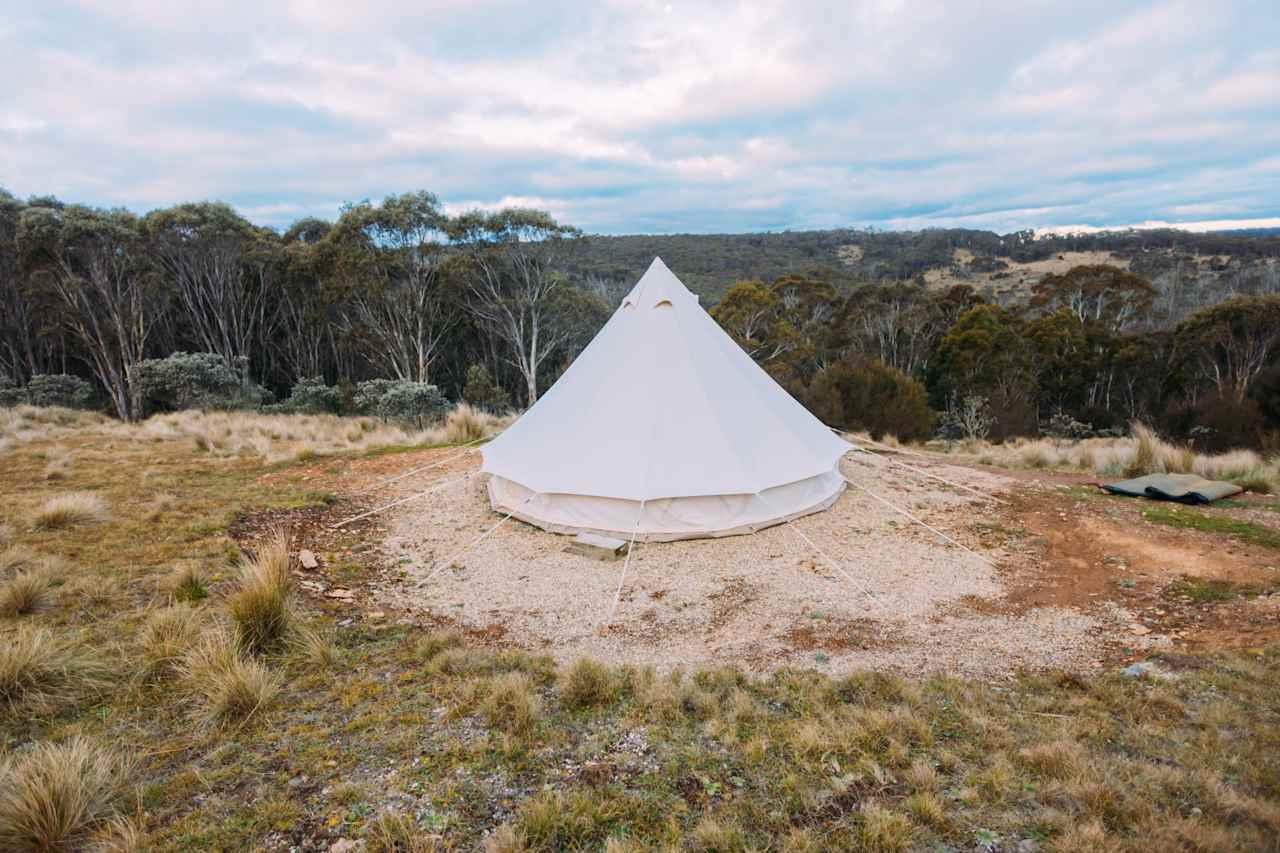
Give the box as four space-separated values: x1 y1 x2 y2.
326 588 355 601
367 610 386 620
1129 623 1151 635
329 840 358 853
299 549 320 570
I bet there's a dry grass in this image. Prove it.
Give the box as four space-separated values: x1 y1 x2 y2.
227 528 293 655
366 809 441 852
135 405 513 465
169 564 209 603
0 569 52 617
482 672 542 737
0 736 136 852
937 422 1278 491
31 492 108 530
139 606 205 680
289 623 338 669
179 630 280 724
0 626 110 713
558 658 619 710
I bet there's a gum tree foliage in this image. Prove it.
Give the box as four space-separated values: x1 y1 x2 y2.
1175 295 1280 403
329 192 460 385
462 364 510 413
143 203 278 380
451 209 584 406
17 204 160 421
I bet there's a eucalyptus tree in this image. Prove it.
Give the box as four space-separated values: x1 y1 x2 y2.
451 208 582 405
329 192 459 384
17 204 160 420
143 202 277 380
276 217 336 383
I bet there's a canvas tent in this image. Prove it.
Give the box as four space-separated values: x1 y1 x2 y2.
480 257 852 541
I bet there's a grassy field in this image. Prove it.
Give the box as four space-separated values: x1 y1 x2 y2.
2 408 1279 851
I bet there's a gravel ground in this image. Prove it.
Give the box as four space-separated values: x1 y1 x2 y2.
378 452 1119 678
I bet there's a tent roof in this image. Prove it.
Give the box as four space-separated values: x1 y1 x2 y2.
481 257 850 501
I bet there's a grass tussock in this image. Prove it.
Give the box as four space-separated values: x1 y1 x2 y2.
179 631 280 724
137 404 514 464
31 492 108 530
289 623 338 669
0 569 52 617
0 736 136 852
482 672 542 737
366 809 440 852
558 658 619 710
140 606 205 680
227 528 293 655
170 564 209 603
939 421 1278 492
0 626 110 713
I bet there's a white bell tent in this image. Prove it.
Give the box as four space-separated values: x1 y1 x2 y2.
480 257 852 541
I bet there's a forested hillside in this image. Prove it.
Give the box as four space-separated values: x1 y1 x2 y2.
3 186 1280 451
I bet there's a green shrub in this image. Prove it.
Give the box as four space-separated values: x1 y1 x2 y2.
133 352 269 413
265 376 343 415
0 374 95 409
804 358 934 441
462 364 510 413
354 379 448 426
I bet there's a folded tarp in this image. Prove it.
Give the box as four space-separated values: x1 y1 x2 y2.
1101 472 1242 504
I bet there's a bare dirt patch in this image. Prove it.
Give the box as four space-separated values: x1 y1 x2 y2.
372 454 1124 678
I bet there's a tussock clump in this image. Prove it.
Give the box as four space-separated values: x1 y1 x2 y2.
856 803 913 852
366 809 439 852
482 672 541 736
92 814 149 852
0 569 52 617
140 606 205 680
1018 739 1085 779
227 529 293 655
0 626 110 713
438 403 497 445
32 492 108 530
290 623 338 669
558 658 618 710
413 629 464 663
0 736 136 852
180 631 280 723
1124 422 1159 477
170 564 209 603
0 546 36 577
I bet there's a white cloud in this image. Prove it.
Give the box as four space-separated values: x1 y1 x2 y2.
0 0 1276 233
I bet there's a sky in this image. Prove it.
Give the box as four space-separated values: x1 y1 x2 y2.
1 0 1278 235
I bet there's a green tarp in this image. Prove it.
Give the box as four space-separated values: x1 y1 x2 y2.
1101 472 1242 505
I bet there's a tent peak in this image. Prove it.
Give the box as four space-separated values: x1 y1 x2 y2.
622 257 698 308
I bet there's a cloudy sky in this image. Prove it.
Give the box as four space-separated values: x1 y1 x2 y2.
2 0 1278 234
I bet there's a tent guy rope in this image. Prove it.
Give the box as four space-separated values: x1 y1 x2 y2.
752 491 880 606
846 444 1007 505
351 432 498 495
839 473 996 567
333 471 475 528
414 492 541 588
601 504 645 626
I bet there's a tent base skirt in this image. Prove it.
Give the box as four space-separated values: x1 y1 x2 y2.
486 468 845 543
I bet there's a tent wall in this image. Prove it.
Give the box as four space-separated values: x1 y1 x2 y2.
487 469 846 542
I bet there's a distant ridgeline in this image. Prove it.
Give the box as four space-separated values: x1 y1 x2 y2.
565 227 1280 311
